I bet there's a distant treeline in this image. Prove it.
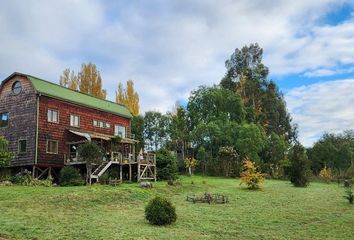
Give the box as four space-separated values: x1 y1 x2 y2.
132 43 353 180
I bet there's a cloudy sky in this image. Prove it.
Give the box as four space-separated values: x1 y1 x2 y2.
1 0 354 146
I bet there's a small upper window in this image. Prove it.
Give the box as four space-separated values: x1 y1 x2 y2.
70 114 80 127
0 112 8 127
48 109 59 123
12 81 22 95
18 139 27 153
93 119 110 129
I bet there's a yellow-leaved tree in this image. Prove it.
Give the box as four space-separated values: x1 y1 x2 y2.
59 63 107 99
240 159 266 190
319 165 332 183
59 68 78 90
79 63 106 99
115 80 139 116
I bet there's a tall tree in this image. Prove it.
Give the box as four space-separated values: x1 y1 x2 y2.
187 86 245 175
116 80 140 116
59 63 106 99
131 115 145 155
79 63 106 99
224 43 268 115
222 43 295 142
188 86 245 128
308 131 353 173
59 68 79 90
169 106 190 162
235 123 267 163
144 111 169 151
261 81 294 140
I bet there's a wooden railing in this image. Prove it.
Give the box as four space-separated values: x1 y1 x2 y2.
66 151 156 165
139 153 156 165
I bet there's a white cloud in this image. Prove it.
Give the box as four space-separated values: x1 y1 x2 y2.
1 0 354 146
285 79 354 146
304 66 354 77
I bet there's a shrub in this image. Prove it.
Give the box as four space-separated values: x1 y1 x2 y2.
343 188 354 204
59 166 85 186
0 136 12 167
24 177 53 187
0 168 11 181
346 165 354 178
10 174 52 187
10 170 32 185
77 141 103 183
145 197 177 225
156 148 178 180
184 157 198 176
288 143 310 187
319 166 333 183
240 159 266 190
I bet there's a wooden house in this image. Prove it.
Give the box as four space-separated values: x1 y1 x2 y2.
0 72 156 182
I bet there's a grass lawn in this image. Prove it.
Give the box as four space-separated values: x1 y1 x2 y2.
0 176 353 240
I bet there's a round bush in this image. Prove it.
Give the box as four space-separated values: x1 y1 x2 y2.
145 197 177 225
59 166 85 186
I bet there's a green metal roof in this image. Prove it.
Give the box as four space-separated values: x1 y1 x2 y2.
27 75 132 118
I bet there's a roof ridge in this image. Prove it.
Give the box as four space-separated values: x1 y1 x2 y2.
15 72 132 118
24 73 128 108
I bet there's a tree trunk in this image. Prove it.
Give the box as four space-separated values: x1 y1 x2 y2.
86 164 92 185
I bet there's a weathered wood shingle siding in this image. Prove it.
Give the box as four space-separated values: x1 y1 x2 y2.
0 76 37 166
37 95 130 167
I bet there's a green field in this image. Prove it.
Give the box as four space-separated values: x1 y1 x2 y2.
0 176 353 240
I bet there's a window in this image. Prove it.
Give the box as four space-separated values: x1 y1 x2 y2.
70 114 80 127
93 120 111 129
18 139 26 153
12 81 22 95
46 140 58 154
115 125 126 138
0 112 8 127
47 109 59 123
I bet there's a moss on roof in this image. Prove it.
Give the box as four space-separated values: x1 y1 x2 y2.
27 75 132 118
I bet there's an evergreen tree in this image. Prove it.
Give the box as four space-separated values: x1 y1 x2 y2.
288 143 310 187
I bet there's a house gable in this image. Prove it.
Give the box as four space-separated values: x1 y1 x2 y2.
0 74 37 167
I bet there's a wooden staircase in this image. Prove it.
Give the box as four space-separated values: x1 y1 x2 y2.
90 161 115 181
